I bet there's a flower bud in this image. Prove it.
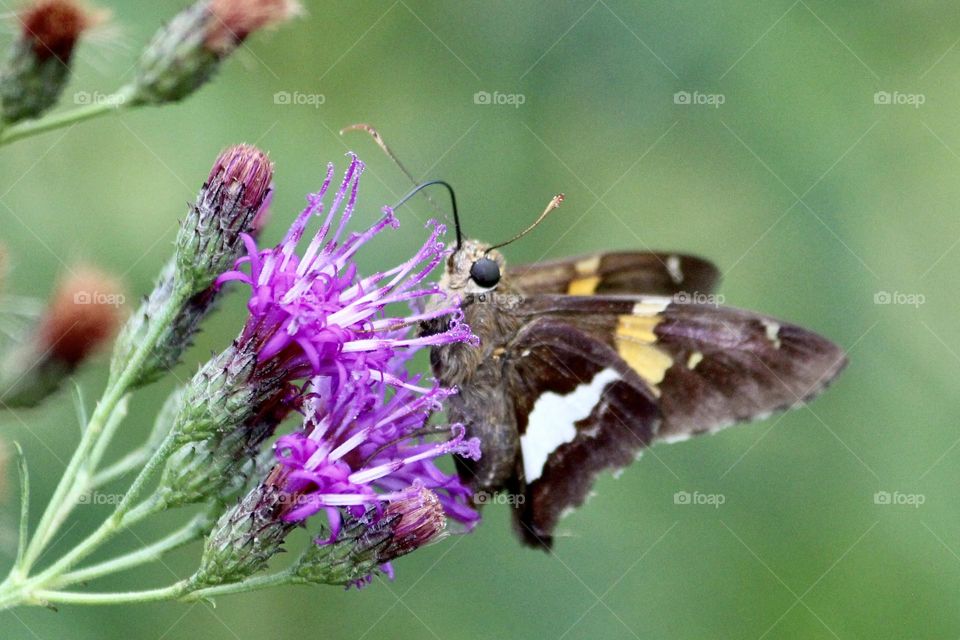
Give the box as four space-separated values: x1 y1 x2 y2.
193 468 295 586
176 144 273 289
0 265 124 407
109 145 272 389
153 341 293 506
0 0 107 123
289 489 445 588
291 513 394 588
377 486 447 563
131 0 300 105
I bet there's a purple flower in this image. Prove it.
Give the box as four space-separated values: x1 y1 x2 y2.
178 153 485 588
274 366 481 543
217 153 474 393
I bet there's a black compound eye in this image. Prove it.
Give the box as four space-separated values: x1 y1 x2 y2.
469 257 501 288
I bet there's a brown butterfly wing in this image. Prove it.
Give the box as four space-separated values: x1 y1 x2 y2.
507 251 720 297
500 294 846 547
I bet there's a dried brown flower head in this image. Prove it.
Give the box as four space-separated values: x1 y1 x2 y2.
19 0 107 62
36 265 124 366
205 0 301 53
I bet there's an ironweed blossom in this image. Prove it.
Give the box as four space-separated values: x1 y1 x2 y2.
196 364 480 586
216 153 475 390
159 155 476 510
275 371 480 540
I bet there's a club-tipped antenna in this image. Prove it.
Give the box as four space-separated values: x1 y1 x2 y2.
341 123 446 218
486 194 565 252
394 180 463 250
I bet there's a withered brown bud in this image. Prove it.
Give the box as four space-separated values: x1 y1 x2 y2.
20 0 106 63
36 265 124 366
0 265 125 407
132 0 300 105
206 0 302 53
0 0 108 123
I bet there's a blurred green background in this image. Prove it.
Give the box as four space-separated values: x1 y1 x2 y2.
1 0 959 637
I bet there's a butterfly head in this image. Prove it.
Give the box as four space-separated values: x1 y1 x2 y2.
443 238 507 295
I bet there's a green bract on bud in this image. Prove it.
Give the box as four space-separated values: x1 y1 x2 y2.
292 516 394 588
110 145 272 389
153 342 289 507
293 487 448 588
0 265 124 407
176 144 273 289
131 0 300 105
193 471 295 586
0 0 107 123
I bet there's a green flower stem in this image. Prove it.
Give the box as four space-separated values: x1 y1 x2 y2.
86 395 131 472
52 513 211 588
0 85 136 147
13 444 28 572
6 569 303 608
17 385 129 575
17 285 189 576
33 395 131 559
90 446 150 488
27 437 179 588
31 581 192 606
182 570 302 602
0 495 167 610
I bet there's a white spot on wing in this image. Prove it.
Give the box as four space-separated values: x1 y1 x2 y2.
762 319 782 349
632 297 671 316
574 256 601 276
666 255 683 284
521 368 620 483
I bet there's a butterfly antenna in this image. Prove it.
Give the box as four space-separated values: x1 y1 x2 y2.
393 180 463 250
341 122 446 218
487 194 565 252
